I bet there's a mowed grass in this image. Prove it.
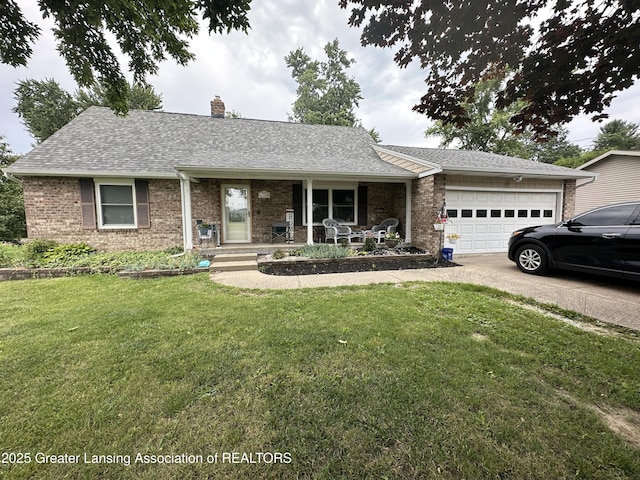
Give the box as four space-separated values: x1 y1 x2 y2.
1 275 639 479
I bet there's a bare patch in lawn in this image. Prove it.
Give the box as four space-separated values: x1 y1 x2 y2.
557 389 640 449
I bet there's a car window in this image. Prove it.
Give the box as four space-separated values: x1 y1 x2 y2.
572 204 638 226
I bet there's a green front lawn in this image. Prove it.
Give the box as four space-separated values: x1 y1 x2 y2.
1 275 639 479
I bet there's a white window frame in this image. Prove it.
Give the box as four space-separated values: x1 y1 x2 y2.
303 183 358 226
95 179 138 229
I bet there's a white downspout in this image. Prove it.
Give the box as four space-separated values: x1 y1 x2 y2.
306 178 314 244
179 172 193 251
404 180 412 244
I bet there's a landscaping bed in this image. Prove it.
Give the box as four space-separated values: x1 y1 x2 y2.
259 246 458 275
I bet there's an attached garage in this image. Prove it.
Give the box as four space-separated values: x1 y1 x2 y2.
444 189 560 253
374 145 595 255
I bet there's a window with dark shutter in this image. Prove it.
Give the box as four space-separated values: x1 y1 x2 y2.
79 179 96 229
135 180 150 228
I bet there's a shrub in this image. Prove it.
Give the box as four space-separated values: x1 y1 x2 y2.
271 249 286 260
0 248 7 267
42 242 96 266
292 244 351 259
24 239 59 263
363 237 376 252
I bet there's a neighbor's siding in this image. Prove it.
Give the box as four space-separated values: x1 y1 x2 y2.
575 155 640 213
22 177 183 251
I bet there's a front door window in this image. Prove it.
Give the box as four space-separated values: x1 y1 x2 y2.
223 185 251 242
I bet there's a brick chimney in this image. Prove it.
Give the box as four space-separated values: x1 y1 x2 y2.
210 96 225 118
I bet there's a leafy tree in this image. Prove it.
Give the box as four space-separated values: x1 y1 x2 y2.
2 0 251 114
14 79 163 143
555 149 607 169
425 77 531 157
340 0 640 140
12 79 80 143
75 83 162 111
528 129 582 164
0 137 26 241
593 120 640 151
285 39 363 127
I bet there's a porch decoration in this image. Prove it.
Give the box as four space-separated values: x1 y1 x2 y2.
384 232 402 248
198 222 212 235
433 212 448 231
446 233 461 244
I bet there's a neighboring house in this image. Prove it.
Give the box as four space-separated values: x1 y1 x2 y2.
575 150 640 214
5 99 594 254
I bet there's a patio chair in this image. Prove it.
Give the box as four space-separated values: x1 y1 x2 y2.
369 218 399 243
322 218 362 244
271 222 289 243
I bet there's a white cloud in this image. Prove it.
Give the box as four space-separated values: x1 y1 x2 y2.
2 0 639 155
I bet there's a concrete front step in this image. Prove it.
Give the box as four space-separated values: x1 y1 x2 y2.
210 253 258 272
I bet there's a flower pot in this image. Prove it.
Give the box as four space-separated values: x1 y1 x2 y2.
433 223 444 231
448 238 458 244
385 239 399 248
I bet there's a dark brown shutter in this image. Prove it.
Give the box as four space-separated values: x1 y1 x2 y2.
292 183 303 226
135 180 150 228
358 185 368 226
79 178 96 229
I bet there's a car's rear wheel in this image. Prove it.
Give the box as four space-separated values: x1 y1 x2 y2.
515 244 548 275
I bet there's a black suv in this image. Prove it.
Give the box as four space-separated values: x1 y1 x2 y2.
508 201 640 279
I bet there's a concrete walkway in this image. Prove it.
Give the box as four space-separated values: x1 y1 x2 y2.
211 254 640 331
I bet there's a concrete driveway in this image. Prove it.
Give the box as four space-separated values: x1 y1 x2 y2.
211 253 640 330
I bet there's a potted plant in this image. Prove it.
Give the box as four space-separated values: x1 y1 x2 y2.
446 233 461 244
198 222 211 235
384 232 402 248
433 213 448 231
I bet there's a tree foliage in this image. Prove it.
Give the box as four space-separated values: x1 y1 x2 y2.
13 79 163 143
426 78 581 162
593 119 640 151
12 79 80 144
1 0 251 115
0 137 26 241
285 39 363 127
340 0 640 140
75 83 162 112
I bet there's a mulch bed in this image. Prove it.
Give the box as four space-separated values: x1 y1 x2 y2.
259 248 459 276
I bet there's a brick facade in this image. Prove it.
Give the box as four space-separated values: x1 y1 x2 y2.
21 173 575 253
23 177 183 251
410 173 446 254
562 180 576 220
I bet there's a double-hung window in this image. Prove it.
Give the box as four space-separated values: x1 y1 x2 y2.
95 180 137 228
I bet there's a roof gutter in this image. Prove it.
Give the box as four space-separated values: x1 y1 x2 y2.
2 168 179 179
172 165 416 182
441 166 596 180
3 171 23 184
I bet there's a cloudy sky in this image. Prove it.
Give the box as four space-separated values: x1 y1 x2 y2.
2 0 639 155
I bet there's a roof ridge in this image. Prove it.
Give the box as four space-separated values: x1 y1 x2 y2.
86 105 368 131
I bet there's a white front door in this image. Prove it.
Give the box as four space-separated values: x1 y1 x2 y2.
222 185 251 243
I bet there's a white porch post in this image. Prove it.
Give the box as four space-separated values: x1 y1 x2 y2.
405 180 412 244
306 178 314 244
179 172 193 250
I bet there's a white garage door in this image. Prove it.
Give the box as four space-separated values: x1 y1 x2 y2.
444 190 558 253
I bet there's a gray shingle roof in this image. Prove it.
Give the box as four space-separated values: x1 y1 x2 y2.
378 145 594 179
7 107 413 179
7 107 592 181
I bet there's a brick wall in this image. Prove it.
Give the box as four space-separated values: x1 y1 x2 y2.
22 177 183 251
562 180 576 220
410 174 446 254
363 183 406 234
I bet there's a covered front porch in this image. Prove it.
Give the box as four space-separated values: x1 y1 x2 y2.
176 169 428 252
